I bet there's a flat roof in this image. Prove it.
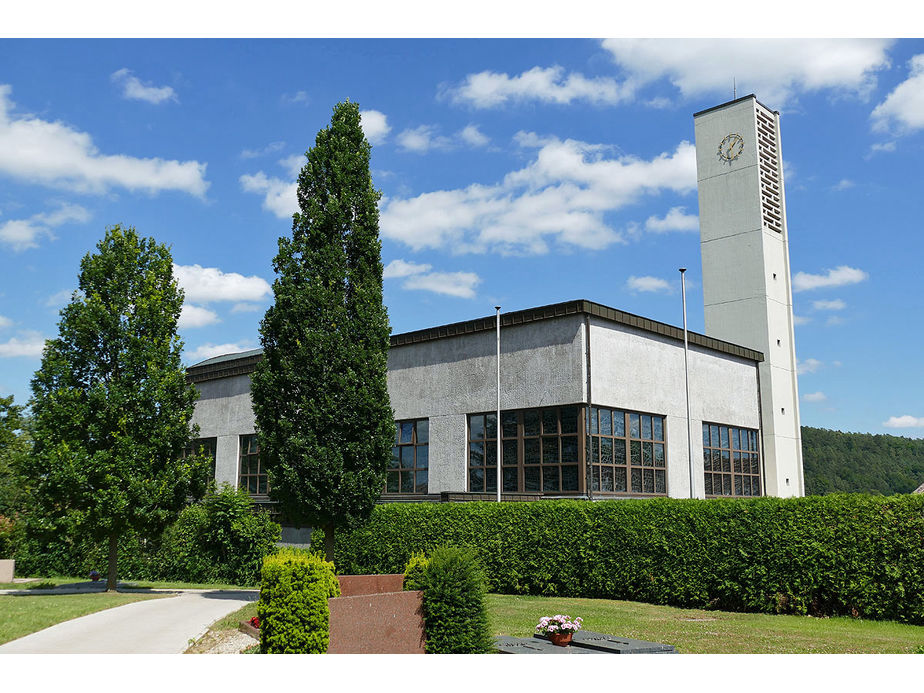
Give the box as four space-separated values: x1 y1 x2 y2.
693 93 779 118
186 299 763 383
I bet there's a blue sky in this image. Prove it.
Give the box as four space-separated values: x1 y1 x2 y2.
1 37 923 437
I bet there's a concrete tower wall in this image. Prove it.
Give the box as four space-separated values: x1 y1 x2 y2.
694 95 804 497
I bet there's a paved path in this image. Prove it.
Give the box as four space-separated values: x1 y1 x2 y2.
0 589 257 654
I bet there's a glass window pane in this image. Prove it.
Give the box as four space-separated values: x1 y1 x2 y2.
653 417 663 442
600 409 612 436
395 423 401 445
721 450 731 473
720 427 729 449
503 440 518 466
591 466 600 492
641 415 652 440
248 477 257 494
712 449 721 469
524 439 540 464
469 467 484 492
629 413 640 439
703 448 712 472
615 467 627 492
523 410 540 437
600 437 613 465
542 437 559 464
751 454 760 476
590 436 599 464
723 475 732 496
401 471 414 493
524 467 541 491
733 451 741 474
401 422 414 444
416 445 428 469
387 472 399 493
643 442 653 467
589 407 598 435
731 427 740 451
561 466 579 491
542 409 558 435
542 466 559 492
710 425 719 447
702 423 710 447
486 442 497 468
415 470 428 494
655 470 666 494
654 443 665 468
502 412 518 438
399 446 413 469
560 406 578 434
704 474 713 495
643 469 654 494
469 441 484 466
389 446 400 469
485 413 497 440
502 467 517 492
561 436 578 464
416 419 429 444
752 477 761 496
469 415 484 441
613 411 625 437
601 466 614 492
614 440 626 465
630 440 641 467
631 468 642 493
485 467 497 494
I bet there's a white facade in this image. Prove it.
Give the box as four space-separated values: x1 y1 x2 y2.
694 95 804 497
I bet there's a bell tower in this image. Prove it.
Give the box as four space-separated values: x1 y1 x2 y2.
693 95 804 498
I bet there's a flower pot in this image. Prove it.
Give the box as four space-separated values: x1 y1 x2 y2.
549 632 573 647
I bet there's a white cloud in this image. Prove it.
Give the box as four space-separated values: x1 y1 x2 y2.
601 39 892 107
178 304 220 329
0 330 45 358
812 299 846 311
186 342 255 364
645 206 698 233
282 91 309 105
0 203 90 251
832 179 855 192
45 288 75 308
626 275 673 294
230 302 262 314
173 264 272 304
402 271 481 299
380 135 696 255
241 141 285 159
793 315 811 326
797 358 822 375
360 110 391 145
0 85 208 197
826 316 845 327
803 392 827 403
239 171 297 218
883 415 924 429
110 68 177 105
868 141 896 155
0 315 11 329
445 65 635 108
278 154 304 178
383 259 432 279
871 54 924 134
458 124 490 147
397 125 453 153
793 265 868 292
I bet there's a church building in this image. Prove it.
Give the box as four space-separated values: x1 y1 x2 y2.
186 94 805 507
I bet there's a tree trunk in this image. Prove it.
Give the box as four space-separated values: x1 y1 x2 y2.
324 523 335 564
106 533 118 591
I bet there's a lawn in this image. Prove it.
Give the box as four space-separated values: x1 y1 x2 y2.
0 592 167 646
488 594 924 654
0 577 256 591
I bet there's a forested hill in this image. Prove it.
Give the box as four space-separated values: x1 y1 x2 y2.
802 426 924 496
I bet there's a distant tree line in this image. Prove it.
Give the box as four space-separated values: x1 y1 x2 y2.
802 426 924 496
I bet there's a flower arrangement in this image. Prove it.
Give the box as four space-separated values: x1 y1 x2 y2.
535 614 583 636
249 616 260 630
89 570 100 582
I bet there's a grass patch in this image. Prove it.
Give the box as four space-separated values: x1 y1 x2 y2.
488 594 924 654
0 577 87 590
0 592 167 646
0 577 256 591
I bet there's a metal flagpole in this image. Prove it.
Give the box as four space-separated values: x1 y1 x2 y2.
680 269 695 499
495 306 502 503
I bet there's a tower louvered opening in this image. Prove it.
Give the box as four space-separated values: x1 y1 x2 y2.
755 106 784 234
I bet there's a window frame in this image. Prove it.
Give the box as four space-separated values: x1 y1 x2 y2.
238 433 269 496
385 419 429 495
702 422 762 497
588 406 668 497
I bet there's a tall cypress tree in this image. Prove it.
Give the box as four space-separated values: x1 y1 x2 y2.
27 225 208 590
251 101 393 562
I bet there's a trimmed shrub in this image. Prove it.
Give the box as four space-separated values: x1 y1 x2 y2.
258 549 341 653
154 484 281 585
330 494 924 624
420 546 493 654
403 551 429 591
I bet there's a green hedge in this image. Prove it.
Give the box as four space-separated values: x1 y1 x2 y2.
258 549 341 654
330 494 924 624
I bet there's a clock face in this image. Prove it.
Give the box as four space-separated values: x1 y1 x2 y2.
718 133 745 162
